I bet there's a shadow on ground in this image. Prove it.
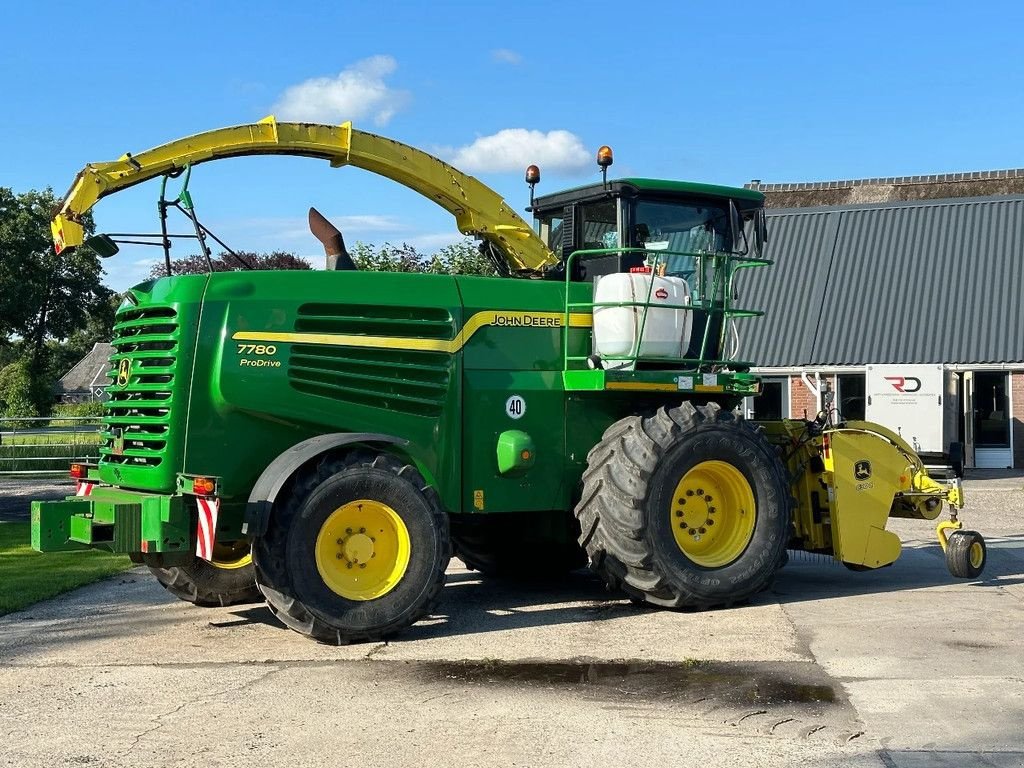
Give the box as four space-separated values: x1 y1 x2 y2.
1 537 1019 661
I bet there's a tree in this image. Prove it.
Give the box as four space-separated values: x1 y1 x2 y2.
149 250 312 278
0 360 41 424
426 240 499 276
0 187 113 379
351 238 497 276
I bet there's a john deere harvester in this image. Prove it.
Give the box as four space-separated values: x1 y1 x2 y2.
30 118 985 643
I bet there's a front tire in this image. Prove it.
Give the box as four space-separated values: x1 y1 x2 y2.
253 450 450 644
575 403 791 608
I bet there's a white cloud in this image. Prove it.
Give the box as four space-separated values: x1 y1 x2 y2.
491 48 522 65
272 56 409 126
217 214 405 242
405 232 464 251
334 214 403 232
444 129 590 173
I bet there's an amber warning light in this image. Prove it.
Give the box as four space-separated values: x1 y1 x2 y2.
597 145 614 187
525 164 541 210
193 477 216 495
70 463 86 479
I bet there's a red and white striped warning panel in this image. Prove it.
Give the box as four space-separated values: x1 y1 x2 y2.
195 497 220 561
75 482 95 497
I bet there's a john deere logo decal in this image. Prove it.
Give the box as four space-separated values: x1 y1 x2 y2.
116 358 131 387
854 460 872 480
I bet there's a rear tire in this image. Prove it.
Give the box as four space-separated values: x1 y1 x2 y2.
147 543 261 607
575 402 791 608
253 450 450 644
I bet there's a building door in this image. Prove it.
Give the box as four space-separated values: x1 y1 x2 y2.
972 371 1012 468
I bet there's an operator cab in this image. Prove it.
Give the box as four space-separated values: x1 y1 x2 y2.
530 170 768 371
530 179 767 283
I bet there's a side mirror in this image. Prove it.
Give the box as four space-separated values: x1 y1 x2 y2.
757 209 768 250
84 234 120 258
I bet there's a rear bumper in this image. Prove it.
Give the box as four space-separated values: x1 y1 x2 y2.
31 484 192 563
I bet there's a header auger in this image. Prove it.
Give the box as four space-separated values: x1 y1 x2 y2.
31 119 983 644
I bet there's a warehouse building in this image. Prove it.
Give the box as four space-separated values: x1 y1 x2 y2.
738 170 1024 469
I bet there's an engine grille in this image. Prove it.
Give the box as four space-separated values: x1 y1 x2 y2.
287 303 454 417
100 305 179 470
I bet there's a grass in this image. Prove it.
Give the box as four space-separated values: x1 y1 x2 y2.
0 432 101 472
1 432 101 446
0 522 134 616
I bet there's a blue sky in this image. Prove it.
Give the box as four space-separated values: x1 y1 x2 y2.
3 1 1023 291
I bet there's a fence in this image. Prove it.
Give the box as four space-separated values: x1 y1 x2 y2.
0 416 102 476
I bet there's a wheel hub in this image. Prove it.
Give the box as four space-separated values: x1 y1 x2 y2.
670 460 756 568
969 541 984 569
342 532 374 564
314 500 411 601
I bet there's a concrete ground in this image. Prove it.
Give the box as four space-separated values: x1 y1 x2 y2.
0 475 1022 767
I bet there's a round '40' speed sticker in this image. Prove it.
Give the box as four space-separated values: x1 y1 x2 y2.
505 394 526 419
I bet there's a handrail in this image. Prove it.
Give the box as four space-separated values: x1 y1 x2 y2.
561 246 769 372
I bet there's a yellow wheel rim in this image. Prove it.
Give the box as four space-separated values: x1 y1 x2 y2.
210 540 252 571
969 541 984 569
670 460 756 568
314 499 411 601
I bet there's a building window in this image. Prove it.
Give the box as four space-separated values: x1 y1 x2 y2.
974 371 1009 447
837 373 866 421
747 377 788 420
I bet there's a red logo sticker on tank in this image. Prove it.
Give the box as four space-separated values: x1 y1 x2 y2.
654 288 669 300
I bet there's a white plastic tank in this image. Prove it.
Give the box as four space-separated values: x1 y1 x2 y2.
593 271 692 368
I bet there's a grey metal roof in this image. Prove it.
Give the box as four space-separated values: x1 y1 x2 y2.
736 195 1024 367
745 168 1024 193
55 342 113 395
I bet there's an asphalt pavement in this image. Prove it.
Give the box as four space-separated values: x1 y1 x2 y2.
0 478 74 522
0 475 1021 767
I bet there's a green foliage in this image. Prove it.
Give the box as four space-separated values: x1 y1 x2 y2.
0 187 114 409
427 240 499 276
149 250 312 278
51 401 106 419
352 238 497 276
0 360 40 426
350 241 426 273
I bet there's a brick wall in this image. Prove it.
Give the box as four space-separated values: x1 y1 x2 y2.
1012 371 1024 468
790 375 821 420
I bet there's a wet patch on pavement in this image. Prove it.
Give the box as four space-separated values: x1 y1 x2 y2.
419 658 840 707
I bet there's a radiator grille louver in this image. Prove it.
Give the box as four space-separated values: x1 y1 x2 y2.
100 305 179 468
